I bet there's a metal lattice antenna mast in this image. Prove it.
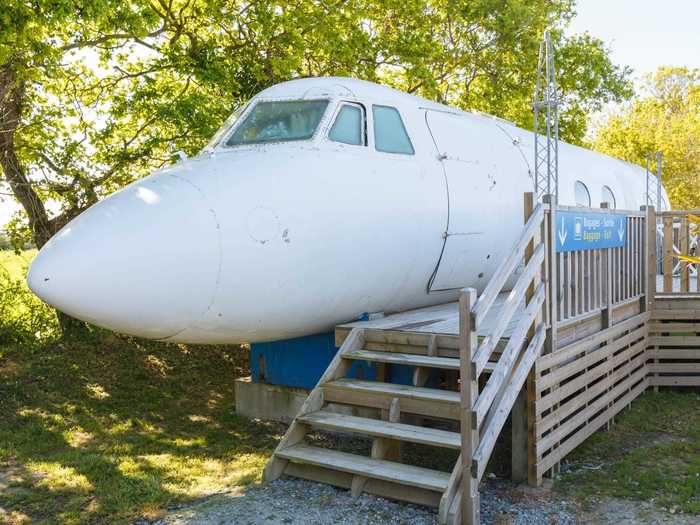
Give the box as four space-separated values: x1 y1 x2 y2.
645 152 663 209
533 30 559 204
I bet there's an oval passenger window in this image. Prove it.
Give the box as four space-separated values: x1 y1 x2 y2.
574 181 591 207
601 185 616 209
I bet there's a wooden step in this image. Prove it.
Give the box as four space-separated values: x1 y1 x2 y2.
345 349 495 374
298 410 460 449
344 349 459 370
278 444 450 492
323 379 461 420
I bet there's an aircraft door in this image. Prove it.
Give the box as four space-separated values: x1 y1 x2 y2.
426 110 529 292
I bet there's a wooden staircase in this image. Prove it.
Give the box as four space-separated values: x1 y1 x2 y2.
264 327 466 523
264 194 550 525
261 196 700 524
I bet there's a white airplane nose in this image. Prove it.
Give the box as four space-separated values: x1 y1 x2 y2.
27 173 221 339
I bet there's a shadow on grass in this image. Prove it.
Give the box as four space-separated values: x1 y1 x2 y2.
0 334 285 524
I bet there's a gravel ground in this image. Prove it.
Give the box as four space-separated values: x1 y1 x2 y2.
151 477 578 525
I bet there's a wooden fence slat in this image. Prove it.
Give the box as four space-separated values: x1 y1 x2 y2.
536 378 648 476
536 337 648 415
536 327 647 393
648 348 700 359
536 352 648 438
648 335 700 346
663 216 673 292
680 216 690 293
536 312 649 371
536 364 648 455
650 377 700 387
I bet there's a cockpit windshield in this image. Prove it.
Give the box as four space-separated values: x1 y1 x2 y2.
201 102 249 153
225 99 329 147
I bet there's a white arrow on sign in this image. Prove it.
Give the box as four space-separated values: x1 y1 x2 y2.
558 217 567 246
617 221 625 241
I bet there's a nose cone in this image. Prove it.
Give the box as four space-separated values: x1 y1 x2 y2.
28 173 221 339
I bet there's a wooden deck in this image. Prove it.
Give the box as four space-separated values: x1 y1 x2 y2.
335 275 696 340
338 292 524 338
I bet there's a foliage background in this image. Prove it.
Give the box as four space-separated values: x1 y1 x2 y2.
590 67 700 210
0 0 632 253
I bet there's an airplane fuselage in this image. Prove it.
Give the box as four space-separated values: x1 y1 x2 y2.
27 77 667 343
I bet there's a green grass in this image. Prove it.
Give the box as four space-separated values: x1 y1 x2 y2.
0 249 283 523
0 337 281 524
558 390 700 514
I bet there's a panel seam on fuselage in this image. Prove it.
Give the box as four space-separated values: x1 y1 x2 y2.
424 109 452 294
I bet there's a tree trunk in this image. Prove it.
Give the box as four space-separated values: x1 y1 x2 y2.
0 64 54 248
1 63 87 337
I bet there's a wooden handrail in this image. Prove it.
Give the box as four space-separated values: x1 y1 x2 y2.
438 455 462 524
471 203 544 327
471 242 545 378
472 322 546 481
472 283 545 429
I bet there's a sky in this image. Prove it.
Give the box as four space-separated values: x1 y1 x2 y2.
2 0 699 229
567 0 700 79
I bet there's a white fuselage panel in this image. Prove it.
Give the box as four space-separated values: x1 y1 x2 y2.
27 77 667 343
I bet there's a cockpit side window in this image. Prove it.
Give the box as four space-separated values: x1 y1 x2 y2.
225 99 329 146
372 105 414 155
328 103 366 146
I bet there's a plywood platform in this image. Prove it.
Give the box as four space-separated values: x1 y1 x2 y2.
338 292 525 338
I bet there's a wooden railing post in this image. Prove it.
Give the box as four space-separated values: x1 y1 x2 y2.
662 214 674 292
643 205 659 392
527 192 545 485
643 205 657 310
543 194 558 353
459 287 479 525
600 202 615 429
680 216 690 293
510 192 544 485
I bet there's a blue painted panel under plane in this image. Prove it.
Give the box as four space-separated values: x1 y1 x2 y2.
250 332 433 390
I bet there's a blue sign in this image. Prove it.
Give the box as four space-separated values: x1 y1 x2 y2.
555 211 627 252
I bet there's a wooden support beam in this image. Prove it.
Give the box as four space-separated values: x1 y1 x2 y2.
412 334 437 387
643 206 657 310
662 215 673 292
459 288 479 525
680 216 690 293
439 457 462 524
376 397 402 462
527 192 545 485
353 397 402 497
